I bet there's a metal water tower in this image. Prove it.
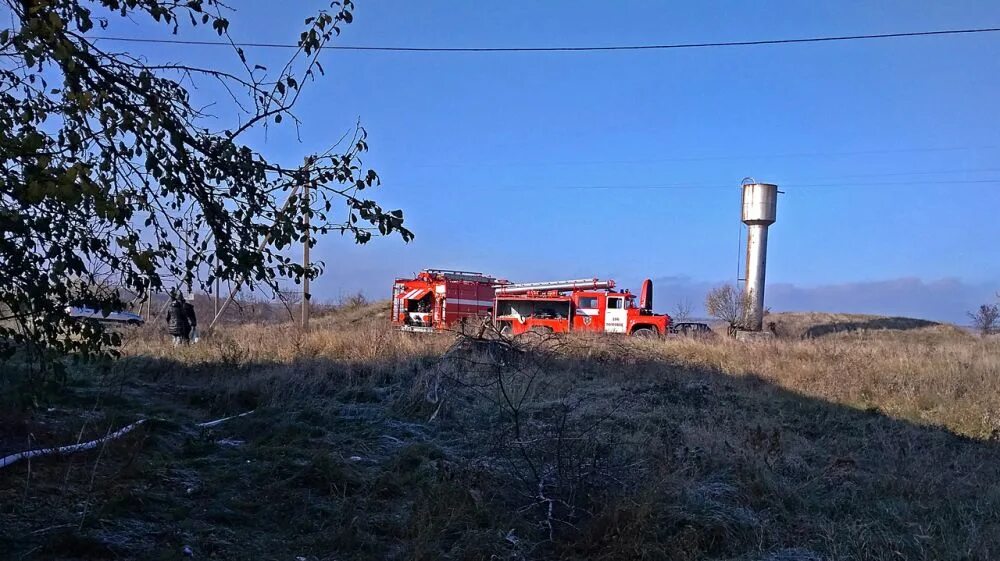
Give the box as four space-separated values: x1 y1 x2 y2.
741 181 778 331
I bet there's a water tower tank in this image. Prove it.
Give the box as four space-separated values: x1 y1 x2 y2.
742 183 778 225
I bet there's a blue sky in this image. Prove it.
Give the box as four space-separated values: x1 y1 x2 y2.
96 1 1000 322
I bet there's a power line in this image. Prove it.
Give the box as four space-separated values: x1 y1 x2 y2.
796 167 1000 181
568 178 1000 190
398 146 999 169
420 178 1000 192
91 26 1000 53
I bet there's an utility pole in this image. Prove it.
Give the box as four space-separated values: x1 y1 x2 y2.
145 278 152 319
213 245 220 319
183 217 195 301
184 235 191 297
301 180 310 331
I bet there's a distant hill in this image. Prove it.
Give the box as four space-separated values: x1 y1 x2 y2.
765 311 971 341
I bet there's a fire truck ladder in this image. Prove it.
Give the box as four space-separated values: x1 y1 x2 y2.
495 278 615 295
424 268 496 282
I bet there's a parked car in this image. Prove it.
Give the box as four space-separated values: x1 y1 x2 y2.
65 306 144 326
670 322 713 338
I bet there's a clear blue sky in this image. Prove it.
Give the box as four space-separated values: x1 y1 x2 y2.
100 1 1000 322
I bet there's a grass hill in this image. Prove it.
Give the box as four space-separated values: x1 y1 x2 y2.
2 302 999 560
766 311 970 341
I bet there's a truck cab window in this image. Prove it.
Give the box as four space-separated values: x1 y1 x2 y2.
578 297 598 308
607 298 623 309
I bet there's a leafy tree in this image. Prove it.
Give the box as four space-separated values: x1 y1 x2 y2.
0 0 411 366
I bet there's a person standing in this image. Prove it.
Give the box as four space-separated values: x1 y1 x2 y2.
166 295 191 345
183 296 198 343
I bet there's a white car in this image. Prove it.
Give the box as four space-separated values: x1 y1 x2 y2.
65 306 145 326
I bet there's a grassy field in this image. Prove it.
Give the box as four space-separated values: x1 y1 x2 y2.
2 303 999 560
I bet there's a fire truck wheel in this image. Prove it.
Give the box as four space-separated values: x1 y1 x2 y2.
632 327 657 338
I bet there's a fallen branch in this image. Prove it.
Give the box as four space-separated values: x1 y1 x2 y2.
428 397 445 422
0 420 147 470
196 409 256 428
0 409 258 472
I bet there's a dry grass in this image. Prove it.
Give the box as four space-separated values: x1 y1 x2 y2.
3 302 1000 560
658 334 1000 439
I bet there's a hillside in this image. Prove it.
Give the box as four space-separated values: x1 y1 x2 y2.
2 304 1000 560
766 311 970 341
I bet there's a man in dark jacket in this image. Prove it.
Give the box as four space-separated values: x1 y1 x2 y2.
183 298 198 343
166 295 191 345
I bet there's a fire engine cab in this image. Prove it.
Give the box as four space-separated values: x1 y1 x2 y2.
493 278 671 337
391 269 501 333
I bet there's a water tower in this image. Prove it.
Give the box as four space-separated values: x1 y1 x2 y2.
741 181 778 331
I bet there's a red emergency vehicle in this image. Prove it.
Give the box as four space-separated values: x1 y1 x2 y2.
391 269 501 332
493 278 670 337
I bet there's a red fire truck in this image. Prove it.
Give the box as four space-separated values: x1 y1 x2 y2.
391 269 502 332
493 278 671 337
